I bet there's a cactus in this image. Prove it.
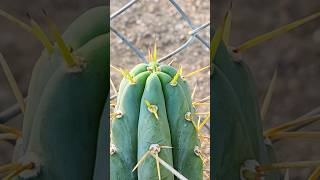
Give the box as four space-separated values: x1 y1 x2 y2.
93 99 109 180
212 42 280 179
212 7 320 180
110 47 205 180
0 6 109 179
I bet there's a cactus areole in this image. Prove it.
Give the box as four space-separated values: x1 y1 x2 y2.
110 62 203 180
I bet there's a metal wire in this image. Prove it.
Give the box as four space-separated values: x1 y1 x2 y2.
110 0 138 20
110 0 210 63
1 2 210 124
110 1 210 130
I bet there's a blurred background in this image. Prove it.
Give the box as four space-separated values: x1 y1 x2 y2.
0 0 210 179
0 0 105 174
110 0 210 178
214 0 320 179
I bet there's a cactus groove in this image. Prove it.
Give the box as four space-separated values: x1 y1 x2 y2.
0 6 109 179
111 61 203 179
212 41 281 180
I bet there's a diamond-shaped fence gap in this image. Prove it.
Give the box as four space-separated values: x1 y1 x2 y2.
174 0 210 23
167 35 209 67
168 0 210 48
110 1 200 64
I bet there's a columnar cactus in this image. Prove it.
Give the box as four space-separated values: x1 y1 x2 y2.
110 53 203 179
93 99 109 180
0 6 109 179
212 7 320 180
212 42 280 180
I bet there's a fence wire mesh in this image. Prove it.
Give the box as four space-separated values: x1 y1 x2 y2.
110 1 210 179
110 0 210 127
110 0 210 63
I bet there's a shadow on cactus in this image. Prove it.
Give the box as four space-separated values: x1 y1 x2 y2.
0 6 109 179
110 43 210 180
212 5 320 180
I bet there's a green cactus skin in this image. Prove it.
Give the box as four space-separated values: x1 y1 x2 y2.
93 99 109 180
7 6 109 180
212 42 281 179
137 73 173 180
20 6 109 154
159 65 193 104
110 63 149 180
111 71 150 180
21 33 108 180
62 6 109 50
158 65 203 180
111 63 202 180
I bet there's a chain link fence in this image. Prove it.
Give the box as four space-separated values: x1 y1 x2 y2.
110 0 210 128
110 0 210 125
110 0 210 63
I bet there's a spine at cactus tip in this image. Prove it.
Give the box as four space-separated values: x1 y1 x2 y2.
111 46 203 179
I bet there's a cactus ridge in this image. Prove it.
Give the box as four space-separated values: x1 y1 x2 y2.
213 42 281 179
19 6 109 153
0 6 109 179
111 61 203 179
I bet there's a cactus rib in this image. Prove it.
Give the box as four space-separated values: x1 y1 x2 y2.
111 57 204 179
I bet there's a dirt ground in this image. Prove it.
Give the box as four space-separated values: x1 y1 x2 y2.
214 0 320 179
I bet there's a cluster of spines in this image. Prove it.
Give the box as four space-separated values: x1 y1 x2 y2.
110 44 210 179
